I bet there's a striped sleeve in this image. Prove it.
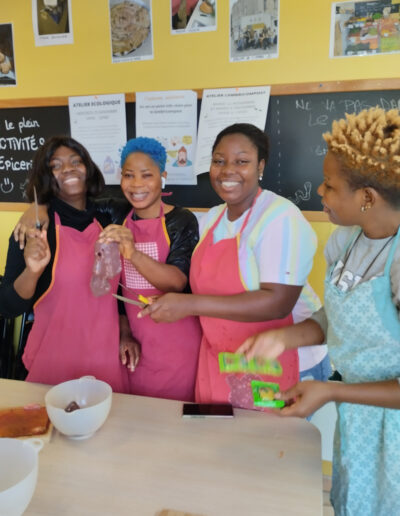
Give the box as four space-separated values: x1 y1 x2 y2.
258 210 317 286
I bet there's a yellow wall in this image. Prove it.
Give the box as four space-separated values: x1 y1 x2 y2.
0 211 23 275
0 0 398 100
0 0 397 289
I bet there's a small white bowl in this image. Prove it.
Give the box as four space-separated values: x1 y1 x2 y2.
45 377 112 440
0 438 43 516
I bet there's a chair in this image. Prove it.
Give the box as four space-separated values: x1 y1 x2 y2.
0 313 15 378
12 311 33 380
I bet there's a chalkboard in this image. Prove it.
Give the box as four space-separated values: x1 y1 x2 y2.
1 88 400 209
0 106 70 202
263 90 400 210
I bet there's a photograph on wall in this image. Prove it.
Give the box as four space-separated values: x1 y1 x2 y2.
331 1 400 57
32 0 73 46
0 24 16 86
136 90 198 185
230 0 279 61
171 0 216 34
109 0 154 63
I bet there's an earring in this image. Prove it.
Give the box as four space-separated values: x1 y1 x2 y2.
361 204 371 212
161 177 166 189
259 175 263 181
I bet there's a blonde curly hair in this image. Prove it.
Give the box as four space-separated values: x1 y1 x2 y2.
323 107 400 207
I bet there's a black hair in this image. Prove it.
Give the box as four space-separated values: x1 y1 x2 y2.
212 123 269 164
26 135 104 203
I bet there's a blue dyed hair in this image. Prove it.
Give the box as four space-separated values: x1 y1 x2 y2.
120 137 167 172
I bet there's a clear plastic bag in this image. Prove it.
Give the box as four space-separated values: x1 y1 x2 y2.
90 241 121 297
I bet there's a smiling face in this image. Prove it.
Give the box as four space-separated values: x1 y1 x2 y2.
209 133 264 219
50 145 87 208
120 152 166 218
317 151 363 226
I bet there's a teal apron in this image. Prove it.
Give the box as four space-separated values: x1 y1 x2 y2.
325 227 400 516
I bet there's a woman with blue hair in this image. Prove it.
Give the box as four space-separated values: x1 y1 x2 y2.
98 137 202 401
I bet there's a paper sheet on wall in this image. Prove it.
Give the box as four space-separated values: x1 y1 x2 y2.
32 0 74 46
69 93 127 185
194 86 270 175
136 90 198 185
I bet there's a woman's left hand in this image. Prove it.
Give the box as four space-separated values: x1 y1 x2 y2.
138 292 190 322
120 336 140 372
277 380 332 418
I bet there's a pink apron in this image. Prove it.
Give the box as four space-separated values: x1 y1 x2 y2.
23 213 130 393
190 194 299 409
122 205 201 401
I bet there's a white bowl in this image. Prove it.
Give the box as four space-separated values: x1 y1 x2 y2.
45 377 112 440
0 438 43 516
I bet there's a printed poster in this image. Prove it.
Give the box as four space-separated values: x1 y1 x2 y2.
230 0 279 62
109 0 154 63
136 90 198 185
171 0 216 34
32 0 73 46
331 1 400 57
69 93 127 185
0 24 16 86
195 86 270 176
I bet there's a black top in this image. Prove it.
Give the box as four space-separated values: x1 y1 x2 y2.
0 198 199 317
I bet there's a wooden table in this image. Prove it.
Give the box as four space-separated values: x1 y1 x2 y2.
1 379 322 516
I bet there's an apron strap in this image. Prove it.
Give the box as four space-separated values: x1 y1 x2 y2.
384 225 400 276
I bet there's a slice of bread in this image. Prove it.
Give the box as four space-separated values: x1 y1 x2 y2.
0 405 50 438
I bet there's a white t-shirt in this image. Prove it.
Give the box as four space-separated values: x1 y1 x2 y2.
198 190 326 371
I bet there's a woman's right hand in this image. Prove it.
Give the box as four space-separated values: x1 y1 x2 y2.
236 328 288 360
24 228 51 275
14 204 50 250
98 224 136 261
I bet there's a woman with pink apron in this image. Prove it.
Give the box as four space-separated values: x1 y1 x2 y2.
0 136 129 393
121 204 201 401
98 137 201 401
190 200 298 408
24 213 129 393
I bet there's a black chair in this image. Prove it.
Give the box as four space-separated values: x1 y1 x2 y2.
12 311 33 380
0 313 15 378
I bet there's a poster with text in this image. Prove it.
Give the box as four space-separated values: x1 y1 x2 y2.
32 0 73 46
136 90 198 185
195 86 271 175
230 0 279 62
331 0 400 57
0 24 16 86
109 0 154 63
171 0 216 34
69 94 127 185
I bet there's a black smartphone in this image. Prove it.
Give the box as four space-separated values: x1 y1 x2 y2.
182 403 234 418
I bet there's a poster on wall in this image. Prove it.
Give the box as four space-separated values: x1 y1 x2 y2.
331 0 400 57
136 90 198 185
229 0 279 61
69 94 127 185
194 86 271 176
32 0 73 46
0 24 16 87
171 0 216 34
109 0 154 63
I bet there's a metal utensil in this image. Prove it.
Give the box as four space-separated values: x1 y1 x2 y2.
33 186 41 230
112 293 145 308
118 283 150 305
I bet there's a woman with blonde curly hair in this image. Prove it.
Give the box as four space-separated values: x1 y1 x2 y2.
238 107 400 515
